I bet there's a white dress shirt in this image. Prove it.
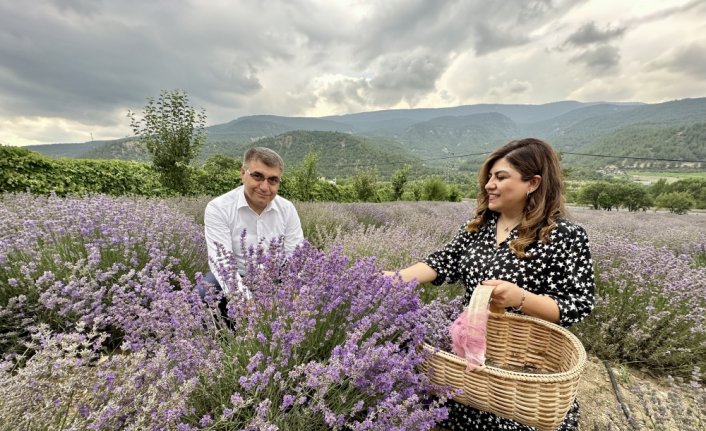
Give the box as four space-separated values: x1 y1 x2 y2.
204 186 304 292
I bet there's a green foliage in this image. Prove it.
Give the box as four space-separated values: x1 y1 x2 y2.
289 151 320 201
570 122 706 170
403 180 423 201
658 178 706 209
577 181 652 211
447 184 462 202
191 155 242 196
352 168 378 202
128 89 207 194
421 177 449 201
577 182 604 210
649 178 669 198
654 191 695 214
391 165 410 200
596 191 617 211
0 145 166 196
241 131 424 179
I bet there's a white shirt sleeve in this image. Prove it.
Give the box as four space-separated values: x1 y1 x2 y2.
282 205 304 257
204 200 235 290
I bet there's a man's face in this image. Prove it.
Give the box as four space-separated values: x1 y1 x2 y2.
240 159 282 214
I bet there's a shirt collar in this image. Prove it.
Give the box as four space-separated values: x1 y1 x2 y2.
236 186 278 214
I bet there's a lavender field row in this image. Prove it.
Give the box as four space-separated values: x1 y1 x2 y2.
1 193 704 430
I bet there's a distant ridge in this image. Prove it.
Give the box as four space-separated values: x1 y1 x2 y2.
24 98 706 172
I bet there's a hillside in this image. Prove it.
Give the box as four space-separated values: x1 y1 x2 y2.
242 131 428 179
25 98 706 174
564 123 706 170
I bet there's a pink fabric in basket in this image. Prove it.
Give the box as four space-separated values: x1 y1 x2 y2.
450 308 488 371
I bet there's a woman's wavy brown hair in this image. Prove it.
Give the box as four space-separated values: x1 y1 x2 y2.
466 138 566 257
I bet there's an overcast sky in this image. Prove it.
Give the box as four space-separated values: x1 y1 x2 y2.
1 0 705 146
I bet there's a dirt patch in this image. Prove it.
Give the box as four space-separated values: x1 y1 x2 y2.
578 355 705 430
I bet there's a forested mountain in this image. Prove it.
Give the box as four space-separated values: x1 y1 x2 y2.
394 112 518 159
26 98 706 173
565 123 706 169
249 131 428 178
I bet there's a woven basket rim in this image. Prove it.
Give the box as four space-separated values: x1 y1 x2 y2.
424 311 587 382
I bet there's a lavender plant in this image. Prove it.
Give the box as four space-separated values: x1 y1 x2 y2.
0 193 221 430
571 235 706 381
0 192 207 356
569 207 706 382
181 241 450 430
4 195 705 429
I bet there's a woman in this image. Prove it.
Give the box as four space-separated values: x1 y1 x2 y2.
388 138 595 430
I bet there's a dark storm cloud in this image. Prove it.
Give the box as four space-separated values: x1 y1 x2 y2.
354 0 581 60
368 53 447 106
339 0 581 105
0 0 583 126
0 1 275 122
1 0 704 145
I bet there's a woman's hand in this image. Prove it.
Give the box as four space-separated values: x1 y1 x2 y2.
481 279 524 309
481 279 560 323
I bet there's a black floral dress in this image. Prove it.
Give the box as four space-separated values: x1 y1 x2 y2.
424 212 595 431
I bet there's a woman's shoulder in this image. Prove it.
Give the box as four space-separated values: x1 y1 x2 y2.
552 218 589 241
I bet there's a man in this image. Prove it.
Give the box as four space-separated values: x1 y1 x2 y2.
202 147 304 297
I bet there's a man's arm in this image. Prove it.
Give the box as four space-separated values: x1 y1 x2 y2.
204 202 236 289
282 205 304 256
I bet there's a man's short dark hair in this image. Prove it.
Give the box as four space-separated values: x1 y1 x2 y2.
243 147 285 171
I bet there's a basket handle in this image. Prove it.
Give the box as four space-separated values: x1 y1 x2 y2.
466 284 504 314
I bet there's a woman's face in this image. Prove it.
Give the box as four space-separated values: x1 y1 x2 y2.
484 157 534 216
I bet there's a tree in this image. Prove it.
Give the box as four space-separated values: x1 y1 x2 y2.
655 192 695 215
597 191 616 211
577 182 605 210
290 151 320 201
649 178 668 199
391 165 410 200
617 183 652 212
128 89 206 194
447 184 462 202
421 176 449 201
352 168 378 202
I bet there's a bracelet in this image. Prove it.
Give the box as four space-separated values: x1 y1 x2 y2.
513 288 526 312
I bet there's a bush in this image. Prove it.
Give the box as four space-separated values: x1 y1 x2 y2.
0 196 452 430
352 168 378 202
572 238 706 381
191 155 242 196
421 177 448 201
0 193 207 356
0 146 166 196
182 243 450 430
655 191 695 214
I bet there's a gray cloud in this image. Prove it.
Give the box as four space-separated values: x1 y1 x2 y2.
368 52 448 106
565 22 625 46
569 45 621 71
650 42 706 79
0 0 704 145
629 0 706 25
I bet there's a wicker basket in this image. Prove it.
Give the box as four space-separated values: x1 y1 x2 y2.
420 286 586 431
